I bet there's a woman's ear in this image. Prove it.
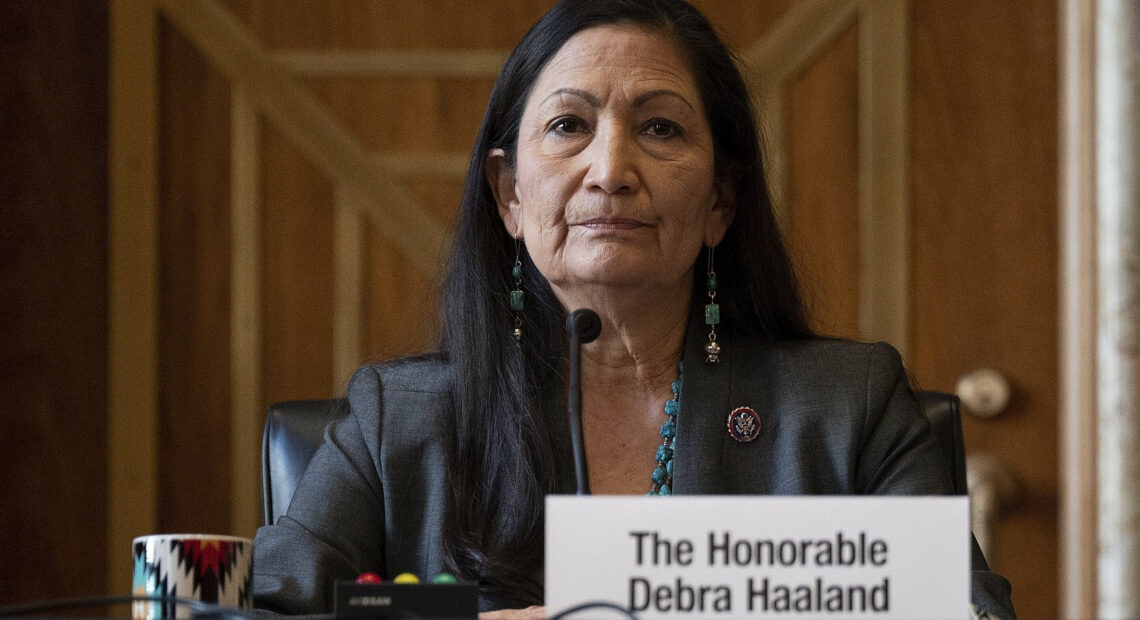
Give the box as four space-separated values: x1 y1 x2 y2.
704 179 737 246
486 148 522 238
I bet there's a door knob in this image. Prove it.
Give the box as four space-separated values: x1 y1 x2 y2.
955 368 1011 418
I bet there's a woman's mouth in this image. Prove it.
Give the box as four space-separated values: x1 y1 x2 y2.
577 217 646 230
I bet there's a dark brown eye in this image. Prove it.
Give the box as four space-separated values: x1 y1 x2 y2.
644 120 679 138
551 117 583 134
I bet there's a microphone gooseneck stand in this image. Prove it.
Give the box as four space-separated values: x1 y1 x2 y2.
557 310 641 620
566 308 601 495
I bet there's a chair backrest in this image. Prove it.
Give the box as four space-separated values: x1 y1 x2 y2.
261 398 349 525
259 391 969 525
916 390 968 494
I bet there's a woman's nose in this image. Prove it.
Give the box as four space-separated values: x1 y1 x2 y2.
582 128 640 194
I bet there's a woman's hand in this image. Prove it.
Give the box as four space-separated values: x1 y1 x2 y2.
479 605 545 619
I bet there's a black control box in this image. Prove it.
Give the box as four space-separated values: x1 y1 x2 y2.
333 580 478 618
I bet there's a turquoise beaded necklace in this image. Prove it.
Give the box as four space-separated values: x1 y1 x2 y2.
648 363 682 496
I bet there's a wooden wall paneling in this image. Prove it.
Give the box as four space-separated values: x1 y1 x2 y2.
742 0 859 79
694 0 802 191
304 75 492 155
158 0 447 274
157 17 233 535
786 25 861 339
375 153 471 180
365 216 440 361
230 0 554 50
910 1 1059 616
1 0 110 602
108 0 159 594
741 0 858 210
364 225 435 360
231 84 263 538
302 73 497 361
275 49 507 78
349 74 484 359
334 186 367 386
364 178 468 360
692 0 800 46
259 127 336 405
857 0 910 353
742 1 911 348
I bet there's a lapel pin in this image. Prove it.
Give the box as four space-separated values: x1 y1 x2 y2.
727 406 761 443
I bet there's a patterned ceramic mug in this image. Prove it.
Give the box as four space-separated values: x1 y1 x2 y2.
132 534 253 618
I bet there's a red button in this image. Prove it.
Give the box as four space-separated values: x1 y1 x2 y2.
355 572 382 584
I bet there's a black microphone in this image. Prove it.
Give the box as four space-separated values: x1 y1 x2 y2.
566 308 601 495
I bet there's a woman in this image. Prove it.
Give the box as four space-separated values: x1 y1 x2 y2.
253 0 1014 617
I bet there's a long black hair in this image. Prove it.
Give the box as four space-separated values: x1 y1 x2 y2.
438 0 812 607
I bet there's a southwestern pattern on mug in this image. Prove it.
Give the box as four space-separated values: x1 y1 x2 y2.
133 536 253 617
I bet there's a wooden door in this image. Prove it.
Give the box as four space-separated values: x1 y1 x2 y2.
908 2 1058 617
757 1 1059 616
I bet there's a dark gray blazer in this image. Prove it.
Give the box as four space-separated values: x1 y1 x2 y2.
252 325 1014 617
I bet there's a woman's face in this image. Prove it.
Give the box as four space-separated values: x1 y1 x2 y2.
488 25 734 303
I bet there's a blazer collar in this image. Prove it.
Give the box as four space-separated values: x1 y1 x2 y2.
673 302 735 494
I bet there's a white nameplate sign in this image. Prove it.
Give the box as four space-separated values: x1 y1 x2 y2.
546 496 968 619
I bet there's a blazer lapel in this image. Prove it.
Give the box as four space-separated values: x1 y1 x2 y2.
673 308 775 495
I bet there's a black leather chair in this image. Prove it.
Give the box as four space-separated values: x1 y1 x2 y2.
261 398 349 526
260 391 969 525
916 390 968 494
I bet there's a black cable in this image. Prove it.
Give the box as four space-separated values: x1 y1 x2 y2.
549 600 638 619
0 595 251 618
